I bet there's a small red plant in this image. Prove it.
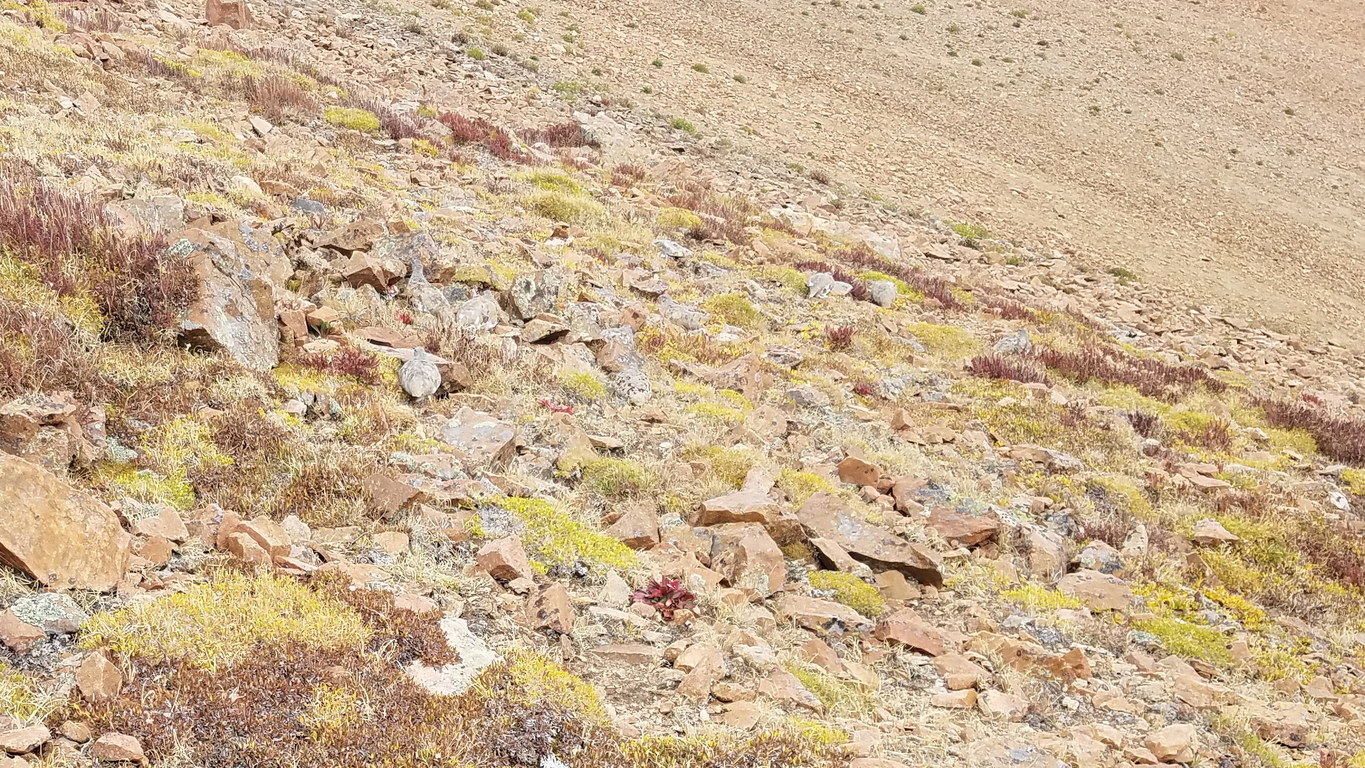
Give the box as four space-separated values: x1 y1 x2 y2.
521 121 600 148
851 379 877 398
631 577 695 620
396 311 414 325
825 325 856 352
299 345 380 384
538 398 574 415
967 353 1049 384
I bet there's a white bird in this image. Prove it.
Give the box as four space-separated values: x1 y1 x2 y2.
398 348 441 399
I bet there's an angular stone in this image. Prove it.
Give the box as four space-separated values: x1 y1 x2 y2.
176 233 278 371
1191 518 1239 545
1057 569 1134 611
708 523 786 599
696 488 781 526
0 454 131 591
776 594 873 635
837 456 881 486
440 408 517 469
931 689 977 708
590 643 659 665
238 517 291 559
338 253 393 292
0 724 49 754
477 535 533 582
76 651 122 704
205 0 251 29
1145 723 1197 763
606 503 660 549
873 608 944 656
1024 526 1067 581
759 668 823 712
932 653 990 690
977 689 1028 721
526 582 574 634
874 570 921 601
796 492 942 586
130 506 188 542
926 508 1000 546
90 732 145 762
225 532 271 567
676 643 725 702
0 612 44 653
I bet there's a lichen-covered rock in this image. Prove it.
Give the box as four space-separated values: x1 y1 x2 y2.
174 233 279 371
0 454 130 591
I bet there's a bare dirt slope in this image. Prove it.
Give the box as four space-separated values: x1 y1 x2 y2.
546 0 1365 345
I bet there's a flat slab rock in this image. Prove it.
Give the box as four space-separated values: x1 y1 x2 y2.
796 492 943 587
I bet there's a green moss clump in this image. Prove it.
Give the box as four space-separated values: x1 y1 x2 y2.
81 573 371 671
807 571 886 617
559 370 607 401
711 447 757 489
778 469 836 507
702 292 762 329
949 221 990 240
686 402 745 424
906 322 980 359
579 458 657 499
516 169 583 194
998 584 1083 612
498 496 639 576
657 207 703 230
785 664 874 715
95 464 196 510
324 107 382 133
1342 468 1365 496
1133 616 1233 667
525 190 605 224
756 265 809 295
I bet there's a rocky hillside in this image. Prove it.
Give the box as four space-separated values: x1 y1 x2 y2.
1 0 1364 767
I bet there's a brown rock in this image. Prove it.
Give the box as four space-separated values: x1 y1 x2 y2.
837 456 881 486
439 408 517 469
135 535 173 566
759 668 823 712
606 503 660 549
795 637 845 675
205 0 251 29
696 488 781 526
0 611 45 654
926 507 1000 546
57 721 91 743
676 643 725 702
795 492 942 586
90 732 145 762
590 644 659 666
873 608 944 655
0 724 50 754
338 253 393 291
931 689 978 708
526 582 575 634
1145 723 1196 763
1024 525 1067 580
776 594 873 635
225 532 271 567
176 232 279 371
0 454 131 591
1057 569 1134 611
76 651 122 704
716 701 764 729
238 517 291 559
874 570 921 601
476 535 533 582
932 653 990 690
977 689 1028 721
708 523 786 598
129 506 188 541
1191 518 1239 545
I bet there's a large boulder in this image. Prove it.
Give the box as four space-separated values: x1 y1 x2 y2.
175 232 279 371
796 492 943 586
0 454 130 591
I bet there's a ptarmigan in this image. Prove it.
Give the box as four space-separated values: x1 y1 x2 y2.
398 348 441 399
